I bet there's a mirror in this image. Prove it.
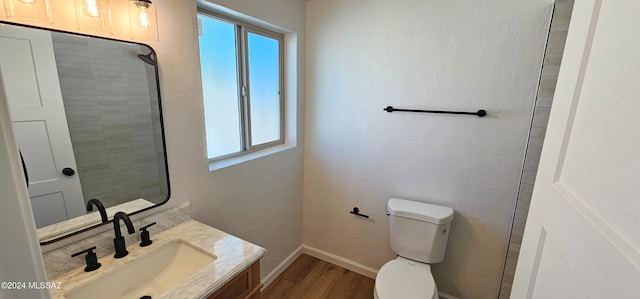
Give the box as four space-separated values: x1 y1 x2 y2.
0 22 170 244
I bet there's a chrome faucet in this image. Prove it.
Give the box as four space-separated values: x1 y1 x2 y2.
112 212 135 258
86 198 108 223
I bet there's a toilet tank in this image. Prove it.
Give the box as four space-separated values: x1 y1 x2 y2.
387 198 454 263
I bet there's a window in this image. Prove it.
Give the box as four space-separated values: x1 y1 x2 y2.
197 11 284 161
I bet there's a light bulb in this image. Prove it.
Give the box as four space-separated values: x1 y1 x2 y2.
85 0 99 17
138 7 149 28
132 0 152 29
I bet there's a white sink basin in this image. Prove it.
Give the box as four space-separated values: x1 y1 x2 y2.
65 240 216 299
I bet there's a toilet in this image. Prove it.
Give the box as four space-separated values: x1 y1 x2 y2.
374 198 454 299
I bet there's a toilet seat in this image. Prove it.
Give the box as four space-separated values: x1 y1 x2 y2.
374 258 438 299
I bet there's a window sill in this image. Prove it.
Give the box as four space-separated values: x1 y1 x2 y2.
208 144 296 172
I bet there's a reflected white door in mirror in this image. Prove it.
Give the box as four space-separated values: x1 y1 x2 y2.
0 24 85 227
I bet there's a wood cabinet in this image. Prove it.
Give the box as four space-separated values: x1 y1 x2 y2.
208 260 262 299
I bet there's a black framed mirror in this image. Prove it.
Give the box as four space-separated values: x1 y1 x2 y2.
0 22 170 245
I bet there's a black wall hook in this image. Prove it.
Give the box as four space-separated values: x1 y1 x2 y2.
350 207 369 218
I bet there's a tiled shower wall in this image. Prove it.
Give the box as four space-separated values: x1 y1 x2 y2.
52 33 167 209
499 0 574 298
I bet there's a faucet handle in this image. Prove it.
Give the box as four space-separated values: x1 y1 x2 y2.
71 246 101 272
139 222 157 247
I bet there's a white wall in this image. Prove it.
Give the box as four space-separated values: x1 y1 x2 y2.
304 0 552 298
0 0 305 281
188 0 305 280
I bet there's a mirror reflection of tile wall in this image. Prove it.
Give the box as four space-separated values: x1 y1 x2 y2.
52 32 166 209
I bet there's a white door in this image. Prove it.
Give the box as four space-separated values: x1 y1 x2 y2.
0 25 85 228
511 0 640 297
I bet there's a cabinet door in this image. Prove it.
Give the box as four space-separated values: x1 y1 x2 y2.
208 260 261 299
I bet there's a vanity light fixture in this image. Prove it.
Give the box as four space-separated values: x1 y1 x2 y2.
129 0 158 40
131 0 151 28
75 0 112 33
3 0 52 22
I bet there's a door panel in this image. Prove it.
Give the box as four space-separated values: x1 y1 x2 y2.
530 231 586 299
558 8 640 249
30 192 68 228
526 197 639 297
0 36 42 108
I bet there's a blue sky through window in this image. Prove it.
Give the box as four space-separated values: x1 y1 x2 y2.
199 15 241 159
198 14 282 159
248 33 281 146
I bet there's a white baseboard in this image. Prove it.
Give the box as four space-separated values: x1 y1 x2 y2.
438 291 460 299
301 245 378 279
261 245 304 291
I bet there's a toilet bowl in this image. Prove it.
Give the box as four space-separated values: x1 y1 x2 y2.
374 198 453 299
374 257 438 299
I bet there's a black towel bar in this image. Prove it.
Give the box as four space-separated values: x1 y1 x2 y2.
384 106 487 117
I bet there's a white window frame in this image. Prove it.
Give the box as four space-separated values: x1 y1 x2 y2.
198 9 285 163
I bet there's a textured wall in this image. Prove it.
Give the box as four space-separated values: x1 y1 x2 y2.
499 1 574 298
158 0 306 280
304 0 552 298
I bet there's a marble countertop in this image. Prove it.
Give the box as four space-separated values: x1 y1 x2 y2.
48 220 266 299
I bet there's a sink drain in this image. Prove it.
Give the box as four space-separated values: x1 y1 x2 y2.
140 296 151 299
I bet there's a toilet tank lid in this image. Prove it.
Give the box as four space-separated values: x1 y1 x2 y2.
387 198 454 224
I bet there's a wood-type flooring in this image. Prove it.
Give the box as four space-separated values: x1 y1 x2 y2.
262 254 375 299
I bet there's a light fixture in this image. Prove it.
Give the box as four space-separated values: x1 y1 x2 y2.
129 0 157 40
75 0 112 33
3 0 52 22
132 0 151 28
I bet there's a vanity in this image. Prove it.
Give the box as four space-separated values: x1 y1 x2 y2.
48 219 265 299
